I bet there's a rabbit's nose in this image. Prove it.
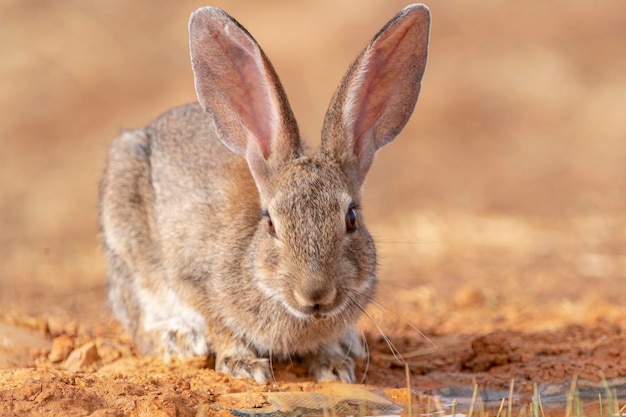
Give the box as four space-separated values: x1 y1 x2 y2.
293 285 337 310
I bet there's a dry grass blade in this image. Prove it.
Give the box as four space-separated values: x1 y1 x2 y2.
508 379 515 417
405 363 413 417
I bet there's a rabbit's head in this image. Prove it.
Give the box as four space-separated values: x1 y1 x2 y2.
252 154 375 320
189 5 430 321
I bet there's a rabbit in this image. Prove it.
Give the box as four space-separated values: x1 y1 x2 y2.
99 4 430 383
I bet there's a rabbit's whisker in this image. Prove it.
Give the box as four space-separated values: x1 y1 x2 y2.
346 288 438 352
377 239 440 245
338 310 358 366
338 305 372 384
359 328 371 384
347 295 405 366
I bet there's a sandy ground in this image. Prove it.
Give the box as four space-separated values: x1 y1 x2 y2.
1 1 626 416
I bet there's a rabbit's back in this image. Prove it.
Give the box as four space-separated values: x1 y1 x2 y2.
148 103 249 200
101 102 260 353
145 103 261 281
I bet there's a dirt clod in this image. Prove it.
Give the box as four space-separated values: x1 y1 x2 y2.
462 332 521 372
49 335 75 363
64 342 100 373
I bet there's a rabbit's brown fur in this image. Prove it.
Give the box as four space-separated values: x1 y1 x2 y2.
100 5 430 383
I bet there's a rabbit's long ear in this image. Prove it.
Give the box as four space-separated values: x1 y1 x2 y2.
189 7 301 193
321 4 430 187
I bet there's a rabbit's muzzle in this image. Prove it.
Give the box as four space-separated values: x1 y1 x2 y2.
293 284 338 318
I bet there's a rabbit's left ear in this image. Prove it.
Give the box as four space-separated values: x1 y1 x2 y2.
321 4 430 186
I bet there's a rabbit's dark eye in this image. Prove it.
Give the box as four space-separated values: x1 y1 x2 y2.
345 207 357 233
267 217 276 236
261 210 276 237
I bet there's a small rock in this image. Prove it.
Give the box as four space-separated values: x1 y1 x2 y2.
461 331 521 372
48 335 75 363
64 342 100 372
96 340 122 364
46 317 79 337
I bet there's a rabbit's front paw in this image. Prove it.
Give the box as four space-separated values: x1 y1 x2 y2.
216 354 271 383
156 318 209 361
309 330 363 383
309 352 356 383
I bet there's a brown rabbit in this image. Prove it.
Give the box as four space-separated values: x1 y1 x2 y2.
99 4 430 383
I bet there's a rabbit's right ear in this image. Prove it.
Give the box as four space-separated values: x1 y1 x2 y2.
189 7 301 194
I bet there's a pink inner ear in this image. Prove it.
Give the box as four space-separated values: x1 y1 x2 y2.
347 11 426 156
191 7 279 160
352 30 410 153
213 31 276 160
223 48 274 159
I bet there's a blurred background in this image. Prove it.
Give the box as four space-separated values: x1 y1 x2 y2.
1 1 625 329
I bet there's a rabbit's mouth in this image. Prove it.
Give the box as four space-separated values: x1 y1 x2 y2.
283 295 349 322
300 303 337 320
287 285 343 319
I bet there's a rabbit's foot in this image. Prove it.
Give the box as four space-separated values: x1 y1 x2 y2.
309 350 356 383
149 317 209 361
309 329 364 383
216 351 271 383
